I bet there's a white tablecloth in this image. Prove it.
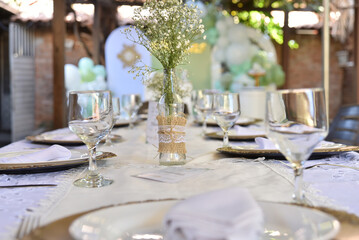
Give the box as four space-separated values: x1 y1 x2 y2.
1 123 359 239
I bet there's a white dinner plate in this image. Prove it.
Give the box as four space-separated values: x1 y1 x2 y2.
0 150 115 173
69 200 340 240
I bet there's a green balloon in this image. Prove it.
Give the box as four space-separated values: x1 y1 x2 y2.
80 69 96 82
229 60 251 76
205 28 219 46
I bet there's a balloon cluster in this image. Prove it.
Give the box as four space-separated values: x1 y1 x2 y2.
65 57 107 92
201 6 284 91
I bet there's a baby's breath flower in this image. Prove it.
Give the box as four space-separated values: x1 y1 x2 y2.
125 0 204 70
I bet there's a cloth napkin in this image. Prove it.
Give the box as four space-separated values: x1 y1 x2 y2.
164 187 264 240
234 125 265 136
0 145 71 164
255 137 277 150
41 128 80 141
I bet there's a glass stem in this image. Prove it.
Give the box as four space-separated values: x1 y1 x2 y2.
105 130 113 145
293 165 304 203
88 146 98 175
128 111 134 129
223 130 229 147
202 116 207 135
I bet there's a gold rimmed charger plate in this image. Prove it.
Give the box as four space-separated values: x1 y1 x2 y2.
194 117 261 127
217 145 359 159
0 152 116 174
206 131 265 141
21 199 359 240
26 134 122 146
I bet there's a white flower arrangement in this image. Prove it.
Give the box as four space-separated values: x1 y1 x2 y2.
123 0 205 106
125 0 205 71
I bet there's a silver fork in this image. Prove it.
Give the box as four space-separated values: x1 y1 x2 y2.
15 215 41 239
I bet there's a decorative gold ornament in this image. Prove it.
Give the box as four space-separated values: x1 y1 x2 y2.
117 44 141 69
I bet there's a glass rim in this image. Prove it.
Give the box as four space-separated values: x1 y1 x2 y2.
121 93 142 96
69 90 111 94
267 88 324 94
214 92 239 96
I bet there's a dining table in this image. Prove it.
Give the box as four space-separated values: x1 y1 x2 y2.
1 119 359 239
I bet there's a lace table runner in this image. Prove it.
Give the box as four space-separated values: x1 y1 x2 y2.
1 125 359 239
0 140 86 239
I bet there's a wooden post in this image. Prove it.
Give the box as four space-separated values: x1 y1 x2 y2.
52 0 66 129
281 10 290 88
93 0 101 64
355 0 359 104
322 0 330 119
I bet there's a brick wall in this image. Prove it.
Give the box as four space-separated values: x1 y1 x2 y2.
34 29 53 129
285 33 345 120
34 28 92 129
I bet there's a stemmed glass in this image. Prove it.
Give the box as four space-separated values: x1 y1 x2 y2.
104 97 121 146
68 90 114 188
265 88 328 203
195 90 214 135
213 93 241 147
121 94 142 129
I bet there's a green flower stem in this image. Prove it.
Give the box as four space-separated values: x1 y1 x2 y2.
164 68 175 115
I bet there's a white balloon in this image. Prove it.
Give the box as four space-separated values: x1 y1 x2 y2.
225 43 250 66
95 76 108 90
216 36 229 48
216 18 228 35
228 24 248 43
246 26 262 40
64 64 81 91
224 16 234 27
248 45 260 59
234 73 255 85
213 47 226 63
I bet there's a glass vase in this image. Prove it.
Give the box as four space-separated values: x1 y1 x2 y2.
157 68 187 166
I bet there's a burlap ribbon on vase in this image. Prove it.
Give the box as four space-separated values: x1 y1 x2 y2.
157 115 187 154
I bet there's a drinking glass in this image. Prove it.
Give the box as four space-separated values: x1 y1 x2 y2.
195 90 214 135
68 90 113 188
265 88 328 203
104 97 121 146
121 94 142 129
213 93 241 147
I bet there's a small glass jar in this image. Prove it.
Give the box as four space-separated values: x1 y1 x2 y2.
157 68 186 165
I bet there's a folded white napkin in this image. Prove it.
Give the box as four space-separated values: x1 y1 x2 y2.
255 137 337 150
0 145 71 164
234 125 265 136
274 124 321 134
164 187 264 240
41 128 80 141
255 137 277 150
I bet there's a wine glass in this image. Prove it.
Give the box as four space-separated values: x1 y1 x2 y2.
265 88 328 203
68 90 113 188
121 94 142 129
195 90 215 135
104 97 121 146
213 93 241 147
